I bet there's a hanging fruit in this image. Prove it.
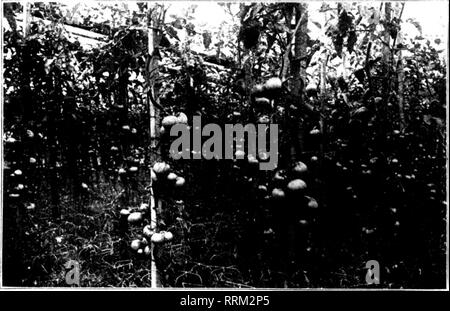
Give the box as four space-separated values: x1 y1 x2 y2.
254 97 271 108
120 208 131 216
292 161 308 176
151 232 165 244
305 196 319 209
251 84 265 96
162 115 179 127
143 225 155 238
272 188 286 198
163 231 174 241
127 212 143 224
130 239 141 251
153 162 170 174
177 112 188 124
138 203 149 212
287 179 307 192
175 176 185 187
264 77 282 93
167 172 178 181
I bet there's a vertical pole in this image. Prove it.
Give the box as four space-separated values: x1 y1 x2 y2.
397 32 406 131
148 25 159 290
292 3 308 157
341 52 347 80
285 3 309 280
147 5 163 288
148 25 157 148
22 1 30 36
383 2 392 95
319 54 328 161
149 188 159 288
395 3 406 131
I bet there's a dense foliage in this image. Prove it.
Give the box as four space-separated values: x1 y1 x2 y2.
2 2 447 288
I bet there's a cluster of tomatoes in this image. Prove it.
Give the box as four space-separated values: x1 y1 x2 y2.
120 157 186 257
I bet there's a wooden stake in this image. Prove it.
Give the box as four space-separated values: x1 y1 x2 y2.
22 1 30 36
397 33 406 131
147 5 164 288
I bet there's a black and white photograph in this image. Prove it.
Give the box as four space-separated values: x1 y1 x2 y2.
0 0 448 290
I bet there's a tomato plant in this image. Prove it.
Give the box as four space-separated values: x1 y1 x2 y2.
2 2 447 288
